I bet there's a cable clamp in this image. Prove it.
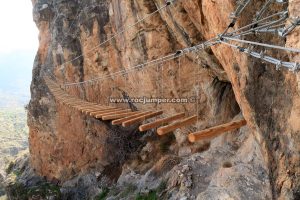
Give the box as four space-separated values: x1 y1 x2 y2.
259 51 265 59
292 16 300 26
199 43 205 50
280 16 300 37
275 60 282 70
281 11 289 18
245 46 253 54
140 64 145 69
278 28 285 37
185 46 197 53
291 63 300 73
229 12 238 20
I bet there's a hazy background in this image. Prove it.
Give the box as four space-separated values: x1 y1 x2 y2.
0 1 38 195
0 0 38 108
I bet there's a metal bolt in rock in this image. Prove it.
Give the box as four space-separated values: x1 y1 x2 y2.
166 0 176 6
279 17 300 37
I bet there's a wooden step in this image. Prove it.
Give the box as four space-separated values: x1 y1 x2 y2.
102 111 141 120
80 106 112 113
139 112 185 132
84 107 117 114
157 116 197 136
96 109 132 119
57 99 85 105
54 94 70 98
61 99 84 104
90 108 124 117
83 107 114 114
66 102 89 106
73 104 103 109
51 89 65 92
57 97 80 102
78 105 108 111
111 111 152 125
52 90 67 94
188 119 247 142
122 111 163 127
70 104 98 109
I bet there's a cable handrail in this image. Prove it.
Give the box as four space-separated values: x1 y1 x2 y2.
220 40 299 71
221 36 300 53
63 39 219 86
46 0 300 89
226 12 288 37
225 11 288 36
53 0 177 74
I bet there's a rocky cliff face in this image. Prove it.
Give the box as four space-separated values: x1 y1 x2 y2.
22 0 300 199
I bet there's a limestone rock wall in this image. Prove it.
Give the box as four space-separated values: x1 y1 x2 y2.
28 0 300 199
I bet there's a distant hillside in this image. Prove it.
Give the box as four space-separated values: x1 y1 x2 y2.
0 90 29 108
0 49 33 197
0 107 28 196
0 107 28 161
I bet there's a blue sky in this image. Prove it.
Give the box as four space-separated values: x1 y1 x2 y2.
0 0 38 107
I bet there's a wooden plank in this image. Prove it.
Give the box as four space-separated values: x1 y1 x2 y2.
46 83 59 87
45 81 56 85
54 95 68 100
84 107 115 114
51 90 66 93
74 105 105 112
65 101 88 106
139 112 185 132
188 119 247 143
57 96 78 101
66 103 86 107
51 89 64 92
82 106 113 111
77 104 107 109
80 106 111 113
95 109 132 119
67 103 90 108
73 104 102 109
157 115 197 136
56 98 82 103
68 104 96 108
102 111 141 120
51 92 64 95
111 111 152 125
65 102 83 106
61 99 84 104
82 107 114 114
53 95 70 100
60 98 84 102
54 94 70 98
122 111 163 127
90 108 124 116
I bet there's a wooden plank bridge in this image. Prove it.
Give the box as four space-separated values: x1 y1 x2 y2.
45 77 247 142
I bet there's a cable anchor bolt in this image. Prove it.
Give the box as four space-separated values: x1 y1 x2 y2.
275 61 282 71
291 63 300 73
166 0 176 6
259 51 265 59
280 16 300 37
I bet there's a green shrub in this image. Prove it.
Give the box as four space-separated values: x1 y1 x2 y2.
120 184 137 198
7 182 61 200
95 187 110 200
135 190 157 200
